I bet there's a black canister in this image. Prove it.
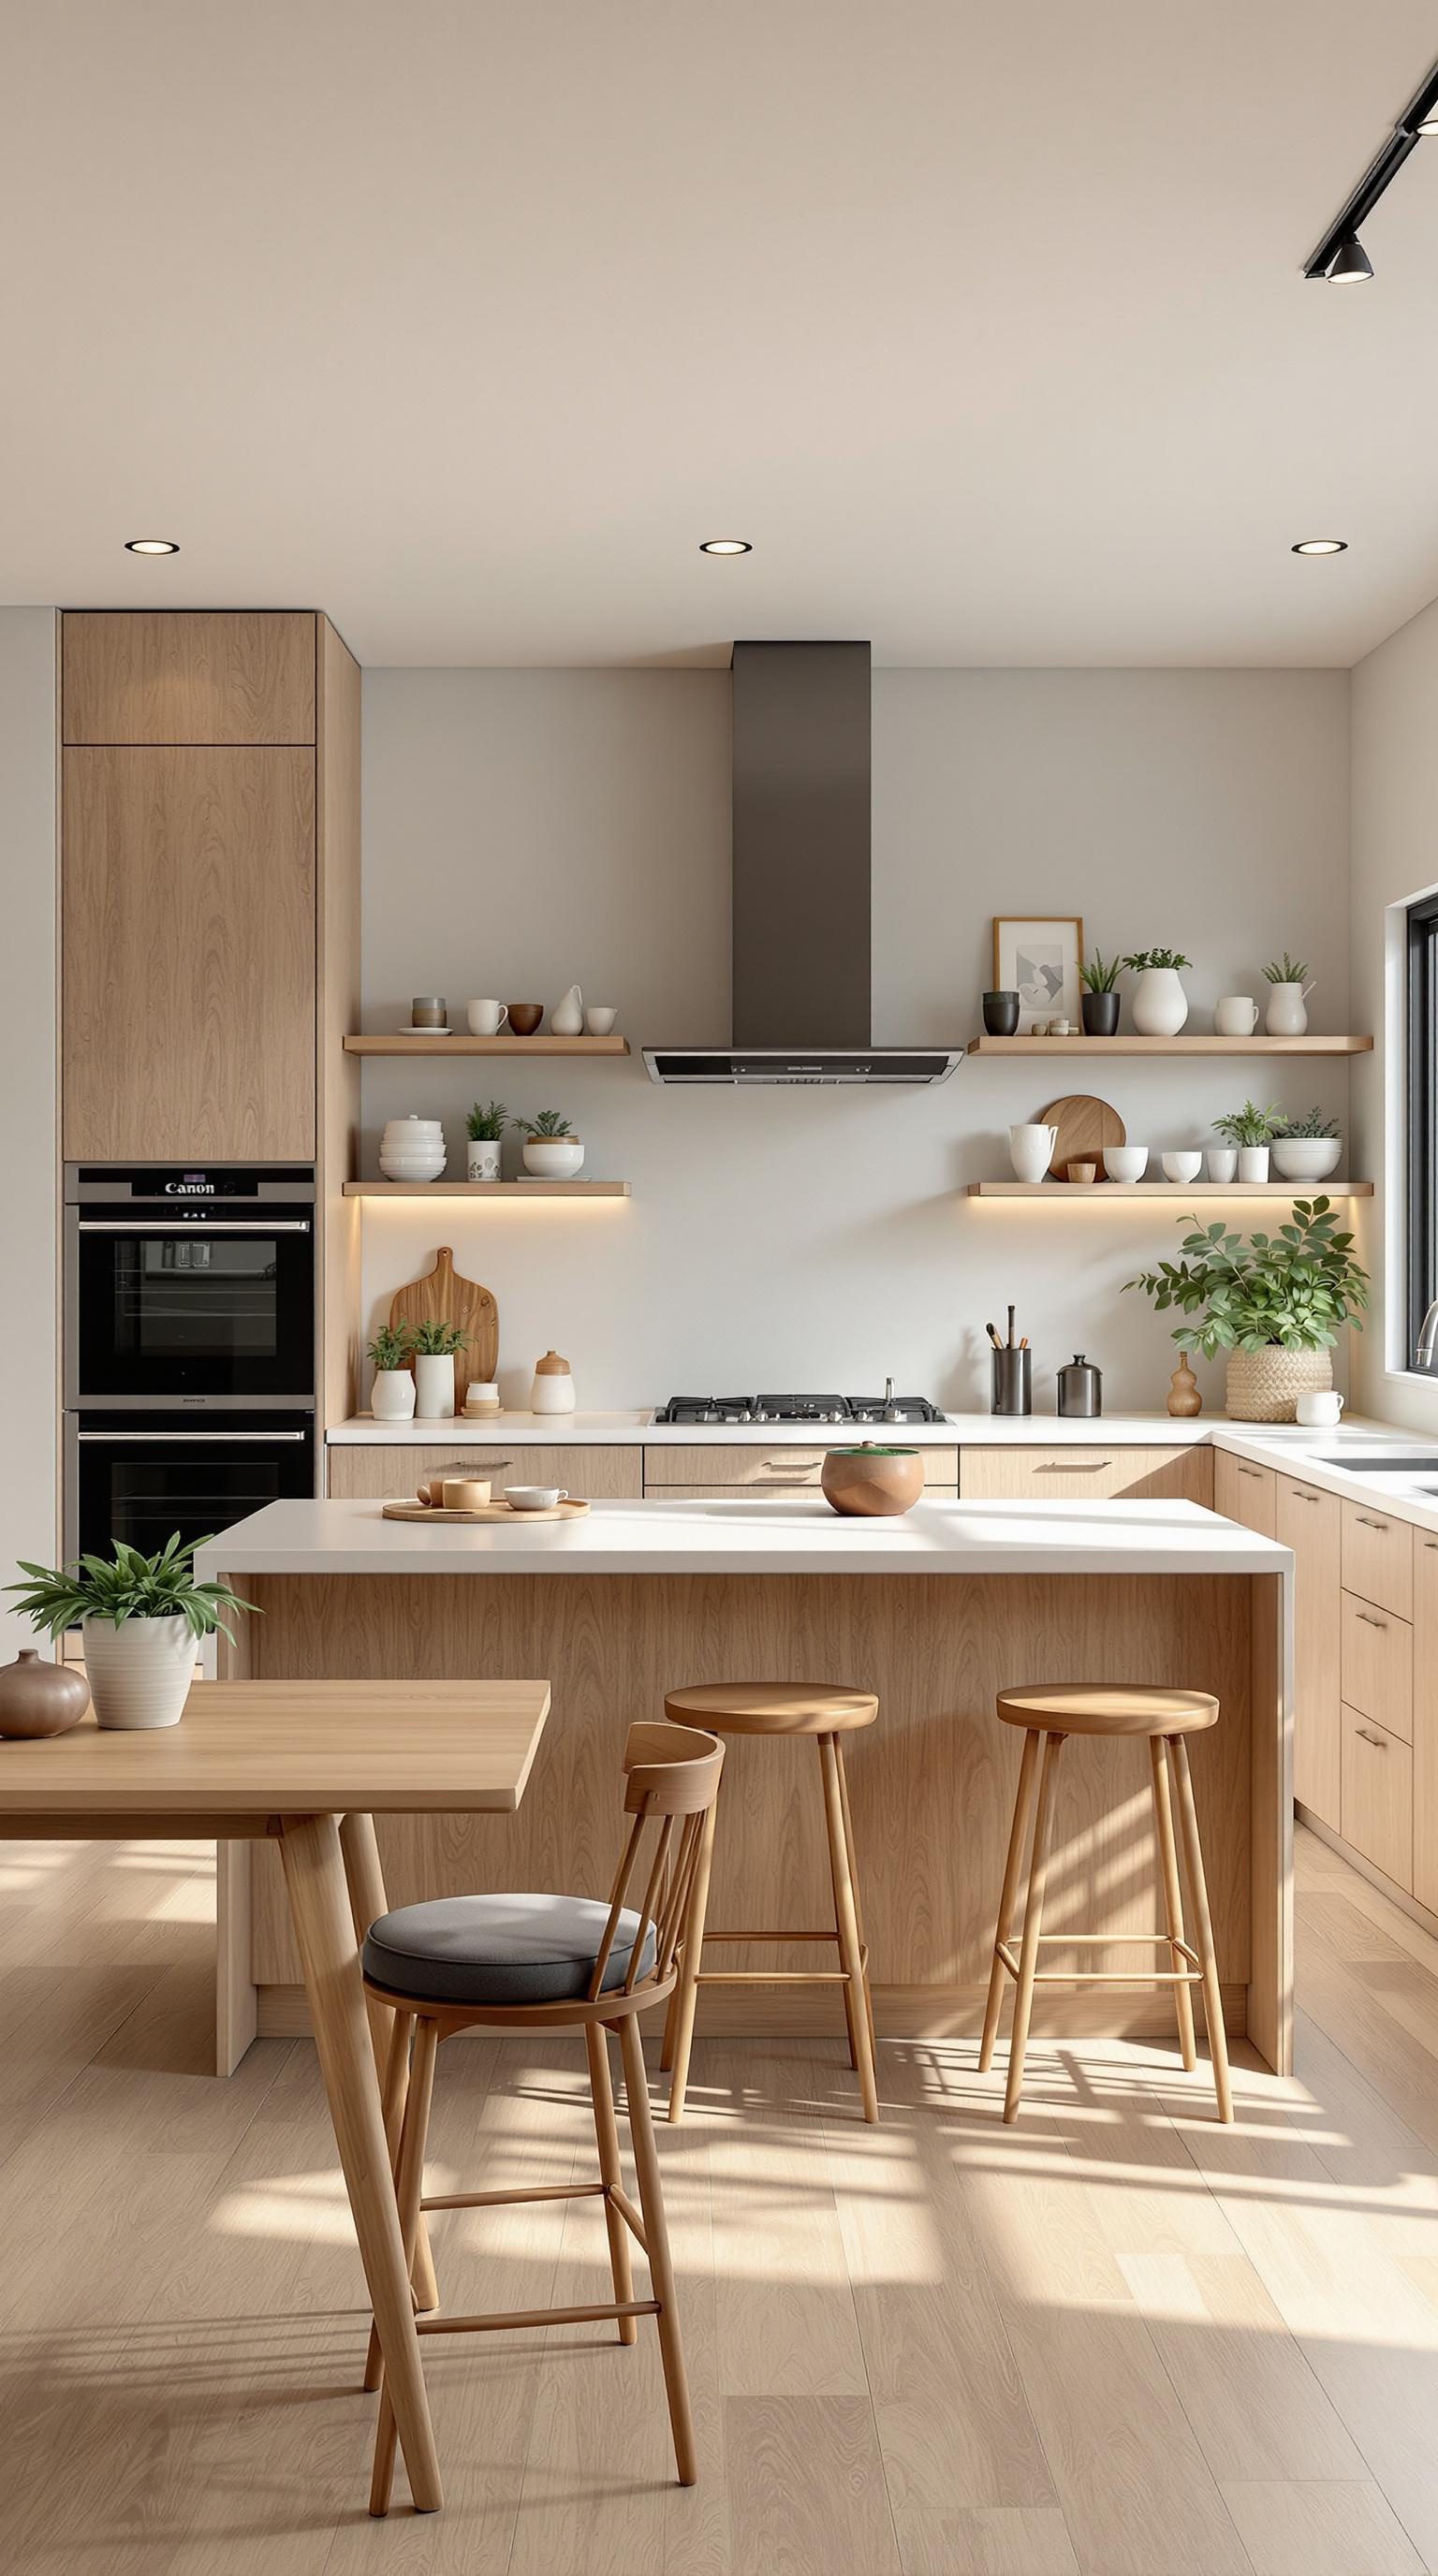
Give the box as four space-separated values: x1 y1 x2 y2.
1057 1353 1102 1417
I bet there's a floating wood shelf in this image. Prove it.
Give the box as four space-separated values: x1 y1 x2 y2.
343 1033 631 1056
966 1034 1372 1057
344 1179 631 1198
967 1180 1373 1200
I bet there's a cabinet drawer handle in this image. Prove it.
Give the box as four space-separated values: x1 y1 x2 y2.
1426 1543 1438 1553
1238 1465 1266 1480
1356 1726 1387 1749
768 1459 820 1472
1354 1515 1389 1530
1355 1610 1388 1629
1292 1489 1320 1503
1036 1461 1112 1472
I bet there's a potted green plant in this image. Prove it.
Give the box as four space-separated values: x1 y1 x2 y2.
1263 951 1314 1038
1122 947 1193 1035
6 1535 257 1730
1124 1196 1368 1421
514 1108 584 1180
1271 1105 1342 1185
410 1318 467 1419
465 1098 509 1184
1078 950 1123 1037
1212 1098 1284 1184
367 1317 416 1422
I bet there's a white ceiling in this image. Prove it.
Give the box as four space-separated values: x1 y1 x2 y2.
5 1 1438 667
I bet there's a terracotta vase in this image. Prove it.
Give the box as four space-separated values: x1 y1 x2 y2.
0 1647 90 1738
820 1444 925 1517
1167 1358 1202 1419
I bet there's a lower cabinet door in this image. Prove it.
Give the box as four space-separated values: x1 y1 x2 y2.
1414 1531 1438 1915
1341 1707 1413 1892
1276 1477 1341 1828
326 1442 642 1499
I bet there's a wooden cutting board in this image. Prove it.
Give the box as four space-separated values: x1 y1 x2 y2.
389 1247 498 1390
383 1499 590 1524
1040 1093 1126 1180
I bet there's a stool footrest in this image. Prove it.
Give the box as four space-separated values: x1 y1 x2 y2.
418 2298 660 2337
994 1937 1202 1987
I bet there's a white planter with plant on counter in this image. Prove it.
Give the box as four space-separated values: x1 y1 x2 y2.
411 1318 466 1419
6 1536 255 1729
366 1319 418 1421
1126 1195 1369 1423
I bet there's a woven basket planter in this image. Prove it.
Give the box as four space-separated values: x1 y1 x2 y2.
1225 1346 1332 1424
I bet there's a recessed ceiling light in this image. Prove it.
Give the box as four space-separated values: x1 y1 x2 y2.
1291 538 1348 555
125 537 180 555
699 538 752 556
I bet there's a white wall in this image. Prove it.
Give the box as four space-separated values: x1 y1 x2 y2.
1350 595 1438 1435
0 610 57 1648
359 666 1351 1415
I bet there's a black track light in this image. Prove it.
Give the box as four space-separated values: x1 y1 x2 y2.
1305 52 1438 280
1325 234 1373 284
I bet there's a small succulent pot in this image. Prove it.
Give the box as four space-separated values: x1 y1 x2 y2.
820 1443 925 1517
1081 990 1120 1036
413 1353 457 1418
81 1616 194 1730
982 990 1020 1036
372 1367 417 1422
466 1140 502 1181
0 1648 90 1738
521 1134 584 1178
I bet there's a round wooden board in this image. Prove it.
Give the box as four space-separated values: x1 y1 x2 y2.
382 1498 590 1524
1039 1092 1125 1180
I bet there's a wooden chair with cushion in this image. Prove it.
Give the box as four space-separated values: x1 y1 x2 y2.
359 1717 724 2514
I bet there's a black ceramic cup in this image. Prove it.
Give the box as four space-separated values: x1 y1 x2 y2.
982 990 1020 1036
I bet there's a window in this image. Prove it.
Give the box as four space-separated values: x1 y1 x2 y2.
1407 892 1438 1366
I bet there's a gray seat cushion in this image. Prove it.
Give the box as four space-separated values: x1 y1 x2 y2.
363 1892 657 2008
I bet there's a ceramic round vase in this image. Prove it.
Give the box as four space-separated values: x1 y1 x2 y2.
1009 1121 1058 1183
1225 1346 1332 1425
521 1135 584 1178
1265 980 1313 1037
820 1444 925 1517
1167 1357 1203 1419
81 1616 194 1729
530 1349 576 1413
372 1367 417 1422
1130 967 1189 1035
466 1139 502 1181
550 985 584 1036
414 1353 457 1418
0 1647 90 1738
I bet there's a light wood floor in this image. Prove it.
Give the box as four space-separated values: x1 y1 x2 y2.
3 1825 1438 2574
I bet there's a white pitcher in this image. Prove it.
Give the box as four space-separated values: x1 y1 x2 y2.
550 984 584 1036
1009 1121 1058 1183
1265 977 1314 1037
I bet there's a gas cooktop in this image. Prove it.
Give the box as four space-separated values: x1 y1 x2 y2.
653 1392 945 1427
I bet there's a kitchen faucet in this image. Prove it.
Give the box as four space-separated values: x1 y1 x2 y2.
1416 1299 1438 1370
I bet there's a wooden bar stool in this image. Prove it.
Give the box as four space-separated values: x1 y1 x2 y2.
358 1719 724 2513
979 1683 1233 2127
659 1681 880 2125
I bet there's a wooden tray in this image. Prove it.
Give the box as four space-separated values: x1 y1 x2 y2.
1040 1091 1125 1180
382 1498 591 1525
389 1247 498 1389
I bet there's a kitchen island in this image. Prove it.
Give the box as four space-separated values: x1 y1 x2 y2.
199 1494 1291 2077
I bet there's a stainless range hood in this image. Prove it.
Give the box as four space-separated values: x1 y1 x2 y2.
644 641 961 1085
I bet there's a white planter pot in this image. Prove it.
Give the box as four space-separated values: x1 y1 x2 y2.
1265 981 1312 1037
466 1139 503 1182
1270 1136 1342 1182
81 1615 194 1730
414 1353 457 1418
1206 1148 1238 1182
1237 1145 1270 1183
1130 968 1189 1035
1225 1346 1332 1424
522 1137 585 1179
372 1368 417 1422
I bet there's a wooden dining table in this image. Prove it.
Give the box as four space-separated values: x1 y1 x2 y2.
0 1675 552 2515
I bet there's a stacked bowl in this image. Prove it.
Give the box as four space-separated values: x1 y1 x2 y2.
380 1115 446 1182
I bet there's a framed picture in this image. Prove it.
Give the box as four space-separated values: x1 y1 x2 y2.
992 915 1084 1032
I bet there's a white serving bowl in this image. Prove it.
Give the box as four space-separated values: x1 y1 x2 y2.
1270 1137 1342 1182
1103 1145 1149 1183
382 1116 444 1141
521 1137 585 1178
1162 1151 1203 1183
379 1156 446 1182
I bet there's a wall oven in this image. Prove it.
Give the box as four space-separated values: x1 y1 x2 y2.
66 1412 315 1565
66 1164 315 1409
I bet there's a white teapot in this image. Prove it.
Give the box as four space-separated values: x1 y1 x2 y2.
550 984 584 1036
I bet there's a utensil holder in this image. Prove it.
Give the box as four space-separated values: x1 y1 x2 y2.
990 1349 1032 1416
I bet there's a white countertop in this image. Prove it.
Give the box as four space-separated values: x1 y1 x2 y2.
199 1492 1285 1579
325 1409 1215 1447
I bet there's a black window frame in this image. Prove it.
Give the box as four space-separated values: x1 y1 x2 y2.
1407 892 1438 1368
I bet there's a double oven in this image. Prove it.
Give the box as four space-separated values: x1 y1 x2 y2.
65 1164 318 1565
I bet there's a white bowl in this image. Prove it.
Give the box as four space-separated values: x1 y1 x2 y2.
521 1137 585 1178
1103 1145 1149 1183
1162 1151 1203 1183
1270 1137 1342 1181
379 1157 446 1183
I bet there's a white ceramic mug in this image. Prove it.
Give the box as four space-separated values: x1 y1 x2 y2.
506 1484 567 1511
467 1000 509 1036
1214 996 1259 1036
1009 1121 1058 1183
1295 1390 1344 1427
585 1005 617 1036
1206 1147 1239 1182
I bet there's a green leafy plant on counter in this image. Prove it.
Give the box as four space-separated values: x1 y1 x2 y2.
1277 1105 1341 1139
1078 950 1123 993
1121 947 1192 973
410 1318 467 1356
7 1534 257 1644
1263 953 1310 986
1123 1198 1369 1356
1211 1098 1284 1149
465 1099 510 1141
366 1319 413 1371
515 1108 578 1139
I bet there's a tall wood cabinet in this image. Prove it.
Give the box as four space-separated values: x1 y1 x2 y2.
59 609 361 1415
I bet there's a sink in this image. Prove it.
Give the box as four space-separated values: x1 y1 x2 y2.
1315 1454 1438 1473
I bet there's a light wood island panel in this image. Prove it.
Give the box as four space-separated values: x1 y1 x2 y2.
222 1564 1287 2066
